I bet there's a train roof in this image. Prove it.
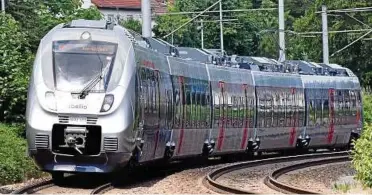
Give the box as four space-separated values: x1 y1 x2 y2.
62 20 357 80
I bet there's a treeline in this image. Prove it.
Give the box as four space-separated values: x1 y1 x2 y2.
153 0 372 86
0 0 102 123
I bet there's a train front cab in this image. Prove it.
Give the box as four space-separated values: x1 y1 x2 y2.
26 24 137 176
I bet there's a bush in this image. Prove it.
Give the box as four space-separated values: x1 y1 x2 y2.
0 13 33 123
0 123 42 185
363 94 372 124
352 94 372 187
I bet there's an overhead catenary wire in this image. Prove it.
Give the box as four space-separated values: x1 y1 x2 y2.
155 8 277 16
330 29 372 57
162 0 222 39
316 6 372 13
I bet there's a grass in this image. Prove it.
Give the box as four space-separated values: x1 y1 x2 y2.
0 123 43 186
333 183 352 193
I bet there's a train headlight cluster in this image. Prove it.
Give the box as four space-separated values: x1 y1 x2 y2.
45 92 56 111
100 94 114 112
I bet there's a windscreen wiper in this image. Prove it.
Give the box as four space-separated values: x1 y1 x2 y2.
78 45 107 99
78 72 103 99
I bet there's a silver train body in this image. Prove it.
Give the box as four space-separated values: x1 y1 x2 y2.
26 20 363 174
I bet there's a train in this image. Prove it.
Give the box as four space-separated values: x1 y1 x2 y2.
25 20 363 180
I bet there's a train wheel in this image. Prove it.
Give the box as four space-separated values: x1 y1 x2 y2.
51 172 64 185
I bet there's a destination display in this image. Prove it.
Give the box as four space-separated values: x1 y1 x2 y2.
53 41 117 55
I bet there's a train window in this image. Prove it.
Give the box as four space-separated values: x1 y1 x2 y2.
248 97 255 128
316 99 322 125
323 99 329 125
266 91 273 128
166 89 173 128
231 96 237 128
278 92 285 127
285 92 292 127
214 93 221 127
272 91 279 127
239 96 245 128
336 90 345 125
226 95 232 128
173 76 183 129
309 99 315 126
298 91 305 127
190 90 196 128
205 92 211 128
196 92 201 128
185 89 191 129
258 89 265 128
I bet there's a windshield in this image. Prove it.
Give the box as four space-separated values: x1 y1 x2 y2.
53 40 117 93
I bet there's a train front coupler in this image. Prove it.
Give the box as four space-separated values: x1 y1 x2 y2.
164 141 176 159
296 135 311 149
246 137 260 153
202 139 215 156
59 126 88 155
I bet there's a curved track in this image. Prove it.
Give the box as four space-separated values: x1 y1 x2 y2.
11 179 54 194
265 155 350 194
204 151 350 194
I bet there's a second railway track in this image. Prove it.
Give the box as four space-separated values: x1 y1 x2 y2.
204 151 350 194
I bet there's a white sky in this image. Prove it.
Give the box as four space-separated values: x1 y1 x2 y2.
82 0 92 9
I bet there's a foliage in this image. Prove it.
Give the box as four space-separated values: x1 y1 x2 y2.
0 1 102 123
152 0 372 86
352 123 372 187
120 18 142 34
0 13 32 123
352 93 372 187
363 94 372 124
333 182 352 193
0 123 42 185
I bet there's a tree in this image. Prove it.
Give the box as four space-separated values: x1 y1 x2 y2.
0 13 32 122
0 0 103 123
120 18 142 34
6 0 102 52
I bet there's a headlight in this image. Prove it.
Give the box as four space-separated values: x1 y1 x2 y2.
100 94 114 112
45 91 56 111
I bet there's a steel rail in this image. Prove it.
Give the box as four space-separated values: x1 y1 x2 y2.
265 155 350 194
204 151 349 194
11 179 54 194
91 182 113 194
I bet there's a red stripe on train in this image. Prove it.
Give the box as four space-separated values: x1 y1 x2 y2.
177 128 184 154
241 127 249 149
327 89 335 144
217 117 225 151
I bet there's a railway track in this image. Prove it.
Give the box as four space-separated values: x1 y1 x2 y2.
204 151 350 194
11 179 55 194
265 155 350 194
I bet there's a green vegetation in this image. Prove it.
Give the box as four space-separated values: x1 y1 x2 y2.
120 18 142 34
333 182 352 193
0 1 102 123
352 93 372 188
0 123 43 185
0 0 103 185
154 0 372 86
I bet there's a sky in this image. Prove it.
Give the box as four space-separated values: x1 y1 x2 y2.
82 0 92 9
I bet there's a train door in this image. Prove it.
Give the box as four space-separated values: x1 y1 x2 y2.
216 81 226 152
151 70 173 160
173 76 185 156
137 67 160 162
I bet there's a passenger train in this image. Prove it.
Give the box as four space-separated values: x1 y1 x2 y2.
25 20 363 180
